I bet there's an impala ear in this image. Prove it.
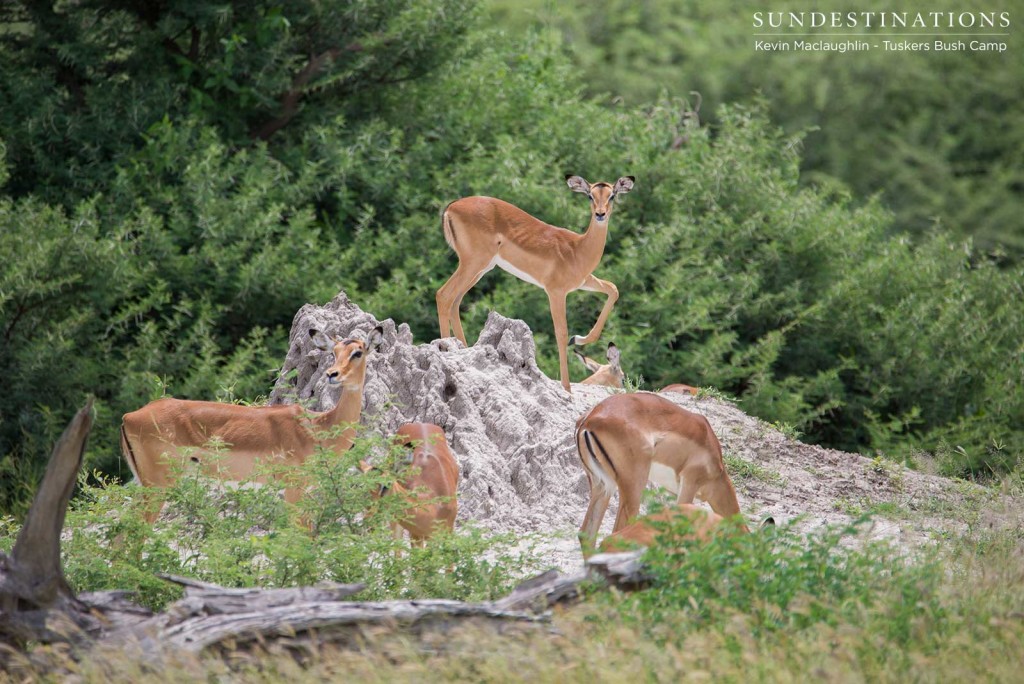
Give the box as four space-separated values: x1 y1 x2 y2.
613 176 635 195
606 342 621 368
759 516 776 529
366 325 384 351
574 348 601 373
309 329 334 351
565 175 591 194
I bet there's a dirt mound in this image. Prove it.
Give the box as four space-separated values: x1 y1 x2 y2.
269 292 1019 571
269 292 588 543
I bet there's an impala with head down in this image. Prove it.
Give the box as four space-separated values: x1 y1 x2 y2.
598 502 774 553
575 392 750 556
120 326 383 522
436 175 634 392
375 423 459 546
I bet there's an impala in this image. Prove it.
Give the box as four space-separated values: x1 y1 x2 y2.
598 503 774 553
574 342 624 389
120 326 383 522
598 503 724 552
660 383 699 396
378 423 459 545
436 175 635 392
574 392 748 555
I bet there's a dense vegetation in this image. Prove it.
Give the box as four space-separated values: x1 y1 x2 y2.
1 0 1022 517
489 0 1024 254
5 505 1024 681
0 429 526 611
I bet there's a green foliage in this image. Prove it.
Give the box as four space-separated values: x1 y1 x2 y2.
1 0 1023 515
0 0 476 202
622 517 946 648
55 431 525 610
485 0 1024 254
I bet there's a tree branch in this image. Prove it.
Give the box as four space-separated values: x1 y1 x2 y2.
250 44 362 141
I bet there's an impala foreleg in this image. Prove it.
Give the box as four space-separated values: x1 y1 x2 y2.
569 275 619 347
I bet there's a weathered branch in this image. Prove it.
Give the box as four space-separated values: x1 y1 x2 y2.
4 400 92 607
0 399 94 645
250 43 362 141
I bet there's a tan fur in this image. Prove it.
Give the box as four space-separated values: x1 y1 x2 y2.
121 328 382 522
575 342 624 388
575 392 748 556
660 383 699 396
384 423 460 545
598 503 725 552
436 176 634 392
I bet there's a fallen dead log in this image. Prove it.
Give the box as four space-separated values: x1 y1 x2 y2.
0 401 654 662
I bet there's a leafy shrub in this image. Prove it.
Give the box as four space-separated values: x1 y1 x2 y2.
58 430 528 610
618 516 947 652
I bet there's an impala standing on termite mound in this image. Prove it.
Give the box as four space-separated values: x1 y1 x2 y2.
575 392 750 556
377 423 460 546
121 326 384 522
436 175 635 392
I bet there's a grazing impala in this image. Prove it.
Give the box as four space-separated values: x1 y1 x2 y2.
575 392 749 555
598 503 773 553
120 326 383 522
436 175 634 392
598 503 724 552
378 423 459 545
574 342 624 389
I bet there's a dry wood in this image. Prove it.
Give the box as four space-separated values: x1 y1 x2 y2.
0 400 96 646
0 400 653 661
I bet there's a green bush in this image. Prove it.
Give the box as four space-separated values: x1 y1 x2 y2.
2 2 1023 517
57 430 527 610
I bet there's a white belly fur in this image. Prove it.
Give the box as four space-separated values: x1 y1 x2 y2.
648 462 680 495
494 256 544 287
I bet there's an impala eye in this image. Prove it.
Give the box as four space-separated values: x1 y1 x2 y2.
350 350 363 359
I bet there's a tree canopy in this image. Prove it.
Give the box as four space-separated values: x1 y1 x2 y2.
1 0 1022 515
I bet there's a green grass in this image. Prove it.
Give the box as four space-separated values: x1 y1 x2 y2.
724 454 787 487
4 519 1022 682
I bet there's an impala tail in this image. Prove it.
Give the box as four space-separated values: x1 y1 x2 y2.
441 203 457 250
119 421 143 484
575 423 617 497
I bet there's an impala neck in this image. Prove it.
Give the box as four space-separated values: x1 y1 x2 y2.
312 367 369 451
579 212 611 266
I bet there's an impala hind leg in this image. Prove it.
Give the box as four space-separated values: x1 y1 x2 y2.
611 464 648 533
436 258 491 345
547 290 572 392
569 275 619 347
580 484 613 556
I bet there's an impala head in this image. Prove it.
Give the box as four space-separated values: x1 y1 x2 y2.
566 175 635 223
311 325 384 388
575 342 624 388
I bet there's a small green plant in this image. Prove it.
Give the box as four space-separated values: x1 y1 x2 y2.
770 420 803 441
622 373 646 393
723 454 786 487
621 517 946 646
870 455 906 491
